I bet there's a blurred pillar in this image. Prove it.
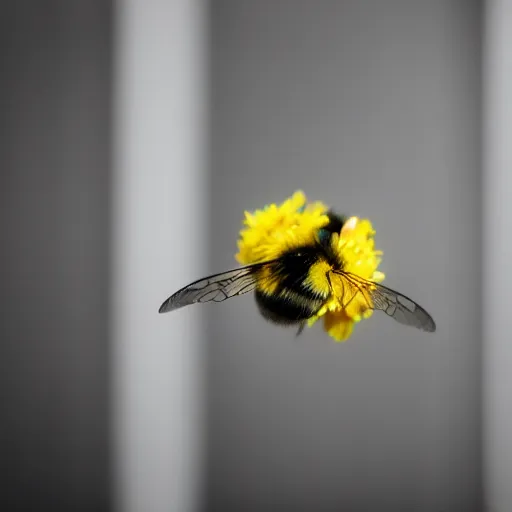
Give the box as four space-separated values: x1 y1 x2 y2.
112 1 207 511
483 0 512 510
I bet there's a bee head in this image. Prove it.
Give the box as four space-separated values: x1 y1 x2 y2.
323 210 348 235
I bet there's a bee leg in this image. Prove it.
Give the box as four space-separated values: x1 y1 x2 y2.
295 322 306 337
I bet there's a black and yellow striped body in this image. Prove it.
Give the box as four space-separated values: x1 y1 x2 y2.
253 212 346 326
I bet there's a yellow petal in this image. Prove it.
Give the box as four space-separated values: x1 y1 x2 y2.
323 310 355 342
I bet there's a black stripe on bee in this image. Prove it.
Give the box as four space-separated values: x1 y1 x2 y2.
253 245 329 325
255 289 322 325
275 246 326 300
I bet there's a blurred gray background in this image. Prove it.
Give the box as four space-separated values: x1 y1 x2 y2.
1 0 499 511
1 2 111 511
207 1 481 511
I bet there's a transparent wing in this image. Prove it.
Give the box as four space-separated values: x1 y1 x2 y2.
331 270 436 332
158 261 276 313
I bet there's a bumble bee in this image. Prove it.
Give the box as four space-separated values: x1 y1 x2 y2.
158 211 436 336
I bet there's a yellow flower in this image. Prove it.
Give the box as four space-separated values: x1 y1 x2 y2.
235 191 385 342
236 190 330 264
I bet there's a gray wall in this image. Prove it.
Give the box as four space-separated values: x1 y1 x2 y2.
207 1 481 511
1 2 111 511
483 1 512 511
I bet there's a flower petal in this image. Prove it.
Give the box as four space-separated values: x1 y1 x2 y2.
323 310 354 342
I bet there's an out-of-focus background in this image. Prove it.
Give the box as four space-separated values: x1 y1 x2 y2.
1 1 510 511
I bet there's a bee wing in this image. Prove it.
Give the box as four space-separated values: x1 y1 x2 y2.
331 271 436 332
159 261 275 313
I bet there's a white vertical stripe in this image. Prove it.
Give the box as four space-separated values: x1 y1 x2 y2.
112 1 207 511
483 1 512 510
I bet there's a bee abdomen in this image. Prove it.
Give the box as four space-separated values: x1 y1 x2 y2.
254 289 323 325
